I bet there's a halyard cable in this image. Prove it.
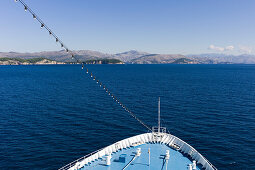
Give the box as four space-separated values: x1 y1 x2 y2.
14 0 152 131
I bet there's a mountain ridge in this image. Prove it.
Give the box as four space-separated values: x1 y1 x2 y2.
1 50 255 64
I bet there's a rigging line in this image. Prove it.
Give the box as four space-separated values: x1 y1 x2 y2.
14 0 152 132
84 66 151 131
17 0 75 59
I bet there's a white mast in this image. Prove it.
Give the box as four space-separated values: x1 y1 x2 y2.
152 97 165 133
158 97 160 133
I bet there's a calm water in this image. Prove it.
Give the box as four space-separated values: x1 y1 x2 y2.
0 64 254 170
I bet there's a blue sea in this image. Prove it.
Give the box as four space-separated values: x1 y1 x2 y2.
0 64 254 169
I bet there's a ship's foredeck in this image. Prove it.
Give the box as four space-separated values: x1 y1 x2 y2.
61 132 216 170
78 143 200 170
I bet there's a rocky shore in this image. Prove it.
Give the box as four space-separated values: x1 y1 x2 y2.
0 58 65 65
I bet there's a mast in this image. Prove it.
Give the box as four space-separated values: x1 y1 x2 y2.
158 97 160 133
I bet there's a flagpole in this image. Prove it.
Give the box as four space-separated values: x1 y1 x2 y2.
148 148 150 166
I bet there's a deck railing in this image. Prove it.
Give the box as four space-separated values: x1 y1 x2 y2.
58 148 104 170
152 126 167 133
59 132 217 170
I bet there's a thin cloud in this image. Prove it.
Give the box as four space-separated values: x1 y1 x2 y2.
239 45 252 54
225 46 234 51
208 45 224 52
208 45 234 52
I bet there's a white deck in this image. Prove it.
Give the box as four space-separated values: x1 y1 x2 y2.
59 132 217 170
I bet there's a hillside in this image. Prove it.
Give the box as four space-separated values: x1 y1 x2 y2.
0 57 65 65
114 50 149 62
84 59 123 64
1 50 255 64
129 54 187 64
188 54 255 64
0 50 113 62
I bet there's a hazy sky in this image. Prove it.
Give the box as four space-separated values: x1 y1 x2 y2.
1 0 255 54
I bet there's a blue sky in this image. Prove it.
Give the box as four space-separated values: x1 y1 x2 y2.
1 0 255 54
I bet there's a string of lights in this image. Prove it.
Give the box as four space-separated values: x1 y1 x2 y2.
14 0 152 131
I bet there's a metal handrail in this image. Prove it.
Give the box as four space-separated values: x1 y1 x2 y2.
59 132 217 170
172 134 217 170
58 147 105 170
152 126 167 133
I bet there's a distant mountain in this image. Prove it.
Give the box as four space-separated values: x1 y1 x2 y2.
1 50 255 64
0 50 113 62
0 57 65 65
188 54 255 64
171 58 195 64
129 54 186 64
114 50 148 62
